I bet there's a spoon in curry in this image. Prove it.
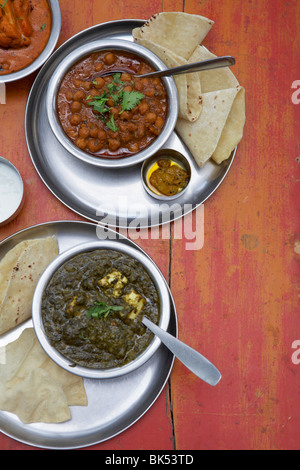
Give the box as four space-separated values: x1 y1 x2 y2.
97 55 235 79
142 316 222 386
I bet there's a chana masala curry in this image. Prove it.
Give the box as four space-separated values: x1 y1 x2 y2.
41 249 160 369
57 50 168 158
0 0 51 75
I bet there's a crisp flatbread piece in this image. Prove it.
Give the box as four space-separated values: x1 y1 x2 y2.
0 328 87 423
0 236 58 335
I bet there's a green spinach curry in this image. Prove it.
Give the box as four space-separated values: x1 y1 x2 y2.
41 249 160 369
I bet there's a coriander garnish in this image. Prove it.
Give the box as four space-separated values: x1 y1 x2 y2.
120 90 145 113
86 301 123 319
87 94 109 115
0 0 8 9
87 73 144 131
106 115 118 133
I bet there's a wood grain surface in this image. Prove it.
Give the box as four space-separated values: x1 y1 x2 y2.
0 0 299 450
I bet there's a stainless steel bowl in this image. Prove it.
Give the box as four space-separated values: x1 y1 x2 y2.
0 0 61 84
0 156 24 226
141 148 192 201
46 38 178 168
32 240 171 379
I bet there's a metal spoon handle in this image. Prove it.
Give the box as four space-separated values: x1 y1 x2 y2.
142 317 221 386
135 56 235 79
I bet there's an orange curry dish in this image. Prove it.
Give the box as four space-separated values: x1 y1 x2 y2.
0 0 51 75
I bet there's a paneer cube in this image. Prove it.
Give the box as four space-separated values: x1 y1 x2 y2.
98 270 128 297
66 296 78 316
124 289 146 320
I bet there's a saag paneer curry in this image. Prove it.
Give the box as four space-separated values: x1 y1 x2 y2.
41 249 160 369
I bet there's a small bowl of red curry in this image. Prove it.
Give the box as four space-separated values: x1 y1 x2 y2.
46 38 178 168
0 0 61 83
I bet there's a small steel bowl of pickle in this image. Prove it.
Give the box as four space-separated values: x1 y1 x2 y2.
32 240 171 379
142 149 191 200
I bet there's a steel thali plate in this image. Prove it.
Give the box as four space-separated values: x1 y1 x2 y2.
0 221 177 449
25 19 236 229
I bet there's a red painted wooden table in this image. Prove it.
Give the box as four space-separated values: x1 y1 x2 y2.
0 0 299 451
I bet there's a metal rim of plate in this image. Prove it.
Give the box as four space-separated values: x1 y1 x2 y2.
25 19 236 229
0 221 177 450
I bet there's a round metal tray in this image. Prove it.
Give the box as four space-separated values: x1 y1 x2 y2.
0 221 177 449
25 19 236 229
